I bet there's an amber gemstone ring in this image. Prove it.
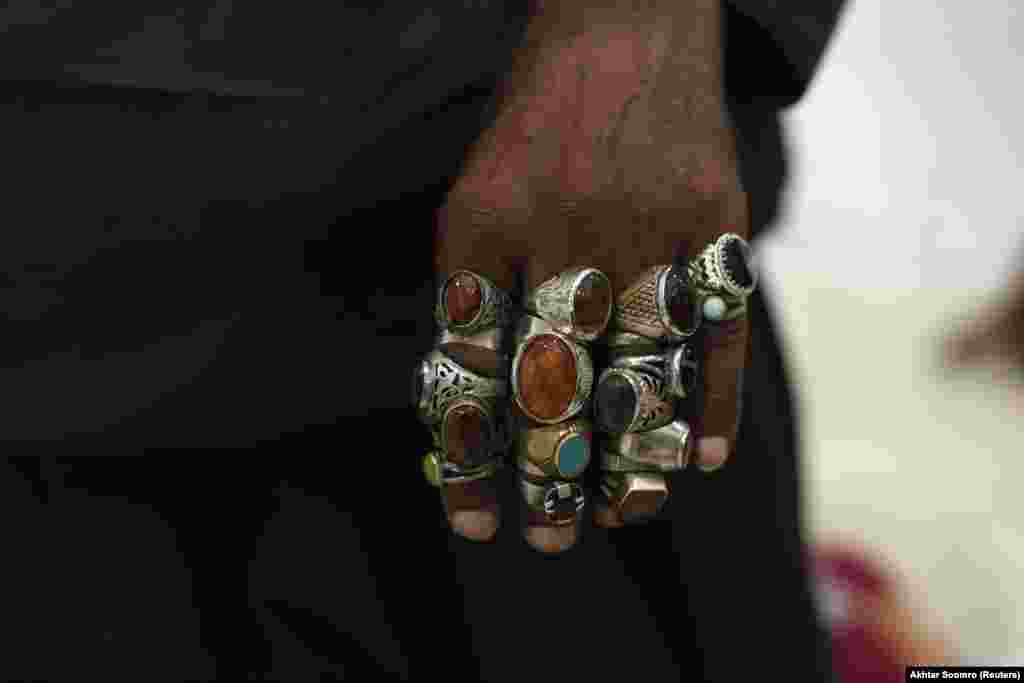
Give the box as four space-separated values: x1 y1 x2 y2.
523 267 613 343
434 269 513 337
602 419 693 472
511 315 594 425
600 472 670 524
611 264 701 343
593 366 675 434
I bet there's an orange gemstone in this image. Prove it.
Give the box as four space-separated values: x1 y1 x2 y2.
516 335 577 421
445 274 482 325
664 266 692 332
444 404 491 467
573 272 611 335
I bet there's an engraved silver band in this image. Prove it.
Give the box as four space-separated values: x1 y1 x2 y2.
435 327 507 355
511 315 594 425
523 266 612 343
609 343 699 400
414 349 507 426
602 419 693 471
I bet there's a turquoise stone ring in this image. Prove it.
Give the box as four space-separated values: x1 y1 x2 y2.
516 419 593 480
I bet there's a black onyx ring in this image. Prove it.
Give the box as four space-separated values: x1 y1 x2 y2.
687 233 757 321
610 264 701 343
593 367 675 434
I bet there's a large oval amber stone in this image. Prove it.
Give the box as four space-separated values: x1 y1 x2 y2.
664 266 693 333
445 273 482 325
573 271 611 335
516 335 577 421
444 404 491 466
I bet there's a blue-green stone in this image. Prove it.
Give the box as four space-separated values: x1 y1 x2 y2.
556 434 590 477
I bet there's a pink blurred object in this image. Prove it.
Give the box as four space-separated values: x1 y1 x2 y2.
813 544 905 683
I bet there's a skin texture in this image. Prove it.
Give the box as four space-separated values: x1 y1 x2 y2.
435 0 750 552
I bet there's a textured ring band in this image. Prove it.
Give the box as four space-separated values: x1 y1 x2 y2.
435 327 507 355
413 349 507 426
435 269 513 336
511 315 594 425
602 419 693 471
594 366 675 434
523 266 613 343
609 344 699 400
611 264 701 342
687 233 757 321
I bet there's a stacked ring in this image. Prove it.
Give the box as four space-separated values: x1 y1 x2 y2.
515 418 593 479
520 478 586 527
608 343 699 400
523 267 613 343
687 232 758 322
413 349 506 427
611 264 701 342
599 472 671 524
593 366 675 434
434 269 514 337
511 315 594 425
423 451 504 488
601 419 693 472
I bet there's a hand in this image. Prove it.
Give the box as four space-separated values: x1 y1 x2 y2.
433 0 750 553
944 265 1024 378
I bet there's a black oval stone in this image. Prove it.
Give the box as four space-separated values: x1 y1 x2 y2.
596 373 637 432
664 266 692 332
724 238 754 288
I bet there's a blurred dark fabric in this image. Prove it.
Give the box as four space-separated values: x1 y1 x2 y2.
2 1 845 680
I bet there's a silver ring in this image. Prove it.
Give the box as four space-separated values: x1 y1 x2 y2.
423 451 503 488
427 396 509 468
688 233 758 302
413 349 507 426
520 477 585 525
435 327 507 355
515 418 592 479
603 331 661 351
511 315 594 425
603 419 693 471
611 264 701 342
434 269 513 336
609 344 699 400
599 472 670 523
594 366 675 433
523 267 613 343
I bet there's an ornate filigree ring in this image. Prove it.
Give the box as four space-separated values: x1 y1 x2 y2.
523 267 613 343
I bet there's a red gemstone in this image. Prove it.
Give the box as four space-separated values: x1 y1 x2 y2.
445 273 482 325
444 404 491 466
573 272 611 335
516 335 577 421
